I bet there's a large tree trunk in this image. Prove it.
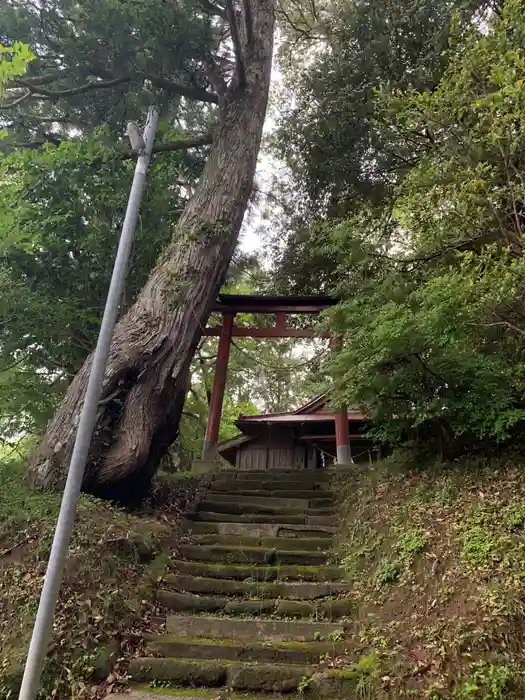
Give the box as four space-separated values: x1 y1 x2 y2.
27 0 275 503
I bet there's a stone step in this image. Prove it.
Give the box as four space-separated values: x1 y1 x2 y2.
191 534 330 551
157 590 354 619
170 559 345 581
163 573 351 599
212 469 333 481
209 488 333 500
145 634 347 665
205 492 334 508
166 614 348 642
198 500 336 517
129 657 310 693
179 544 328 566
111 689 299 700
211 479 330 492
188 521 336 538
190 511 339 527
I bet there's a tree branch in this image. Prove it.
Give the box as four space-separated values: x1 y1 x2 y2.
11 72 219 105
145 74 219 104
197 0 227 19
225 0 246 86
13 75 130 99
121 134 213 159
242 0 254 45
0 90 31 109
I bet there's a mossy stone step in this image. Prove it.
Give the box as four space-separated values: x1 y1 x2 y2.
211 469 333 482
157 590 355 619
191 511 339 527
170 559 345 582
211 480 328 492
198 500 335 517
115 688 302 700
207 489 334 500
145 634 347 665
192 534 330 551
163 573 351 599
205 493 334 509
166 614 347 642
188 521 336 538
129 657 309 693
179 544 328 566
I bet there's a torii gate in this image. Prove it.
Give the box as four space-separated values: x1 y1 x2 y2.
199 294 352 465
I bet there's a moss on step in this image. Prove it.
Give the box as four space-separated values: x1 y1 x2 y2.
192 534 331 552
162 572 350 599
128 658 227 686
157 589 354 620
135 686 302 700
229 662 309 693
169 559 345 581
179 544 328 566
144 634 347 664
165 614 347 642
130 658 310 693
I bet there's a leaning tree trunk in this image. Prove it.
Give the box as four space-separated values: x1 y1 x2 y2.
27 0 275 502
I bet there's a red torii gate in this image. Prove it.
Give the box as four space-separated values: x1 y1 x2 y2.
200 294 351 465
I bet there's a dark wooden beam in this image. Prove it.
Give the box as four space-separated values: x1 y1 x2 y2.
204 326 330 338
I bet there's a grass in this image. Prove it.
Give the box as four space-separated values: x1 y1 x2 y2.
332 450 525 699
0 449 189 700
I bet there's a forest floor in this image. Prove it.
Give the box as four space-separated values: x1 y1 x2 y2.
0 449 201 700
332 452 525 699
4 450 525 699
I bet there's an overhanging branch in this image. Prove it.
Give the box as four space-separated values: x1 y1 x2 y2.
8 72 219 106
225 0 246 86
13 76 130 98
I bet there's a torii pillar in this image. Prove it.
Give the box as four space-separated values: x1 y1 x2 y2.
201 312 234 461
331 337 353 465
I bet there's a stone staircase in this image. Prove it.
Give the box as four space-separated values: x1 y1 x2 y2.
125 469 353 699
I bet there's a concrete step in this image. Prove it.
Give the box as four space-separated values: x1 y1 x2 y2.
191 534 330 551
129 657 310 693
197 500 336 517
163 572 351 599
205 492 334 508
190 511 339 527
188 520 336 538
179 544 328 566
145 634 347 665
170 559 345 581
166 614 348 642
157 590 354 619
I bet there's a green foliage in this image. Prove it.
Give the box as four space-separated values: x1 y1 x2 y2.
455 662 518 700
396 528 428 558
461 526 501 566
289 0 525 452
0 138 198 436
0 41 34 95
375 557 401 585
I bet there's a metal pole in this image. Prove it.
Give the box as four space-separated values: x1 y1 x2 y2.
18 105 160 700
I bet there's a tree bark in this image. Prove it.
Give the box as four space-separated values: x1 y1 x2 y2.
26 0 275 503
